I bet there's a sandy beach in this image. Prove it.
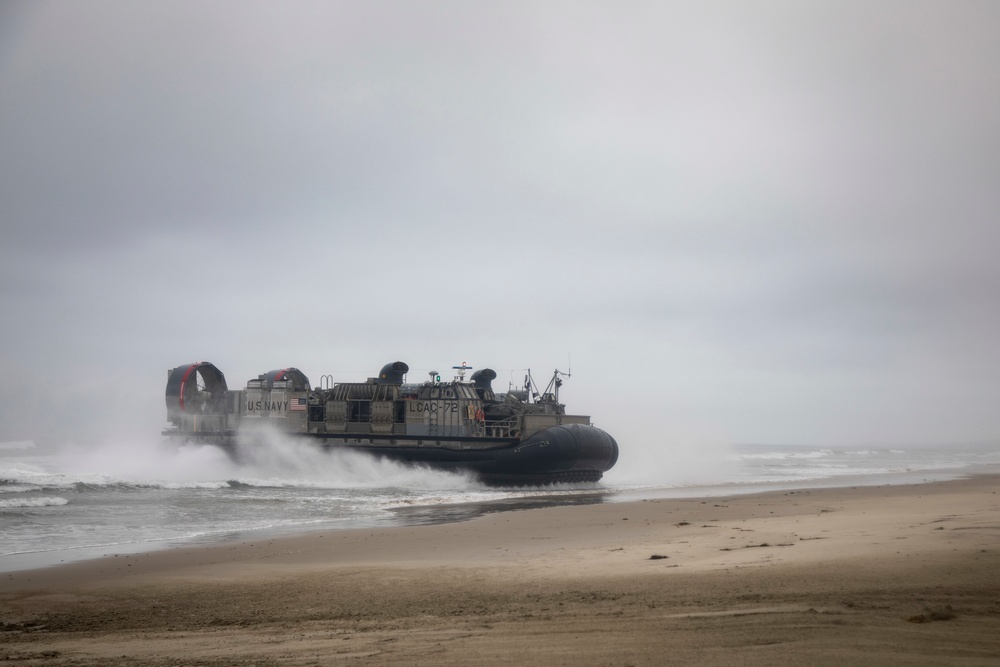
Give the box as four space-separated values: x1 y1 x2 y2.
2 475 999 666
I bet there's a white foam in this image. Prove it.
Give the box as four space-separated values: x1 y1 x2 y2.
0 496 69 509
740 449 833 461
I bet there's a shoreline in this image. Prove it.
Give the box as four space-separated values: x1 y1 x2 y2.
5 471 995 585
2 474 999 664
3 464 988 576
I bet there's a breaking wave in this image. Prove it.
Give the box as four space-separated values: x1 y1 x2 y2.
0 496 69 509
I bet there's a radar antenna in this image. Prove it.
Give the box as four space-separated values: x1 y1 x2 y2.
452 361 472 382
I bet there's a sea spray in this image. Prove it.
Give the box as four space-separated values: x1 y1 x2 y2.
228 425 478 490
603 437 737 488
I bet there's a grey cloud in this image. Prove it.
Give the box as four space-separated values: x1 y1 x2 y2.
1 1 998 447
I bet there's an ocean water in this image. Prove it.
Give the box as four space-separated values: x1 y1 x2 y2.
2 436 998 572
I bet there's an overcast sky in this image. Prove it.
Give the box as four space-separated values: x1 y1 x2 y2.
1 1 998 460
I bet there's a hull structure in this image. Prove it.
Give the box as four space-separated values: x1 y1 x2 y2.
163 361 619 486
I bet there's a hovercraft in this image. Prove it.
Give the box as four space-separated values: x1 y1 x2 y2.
163 361 618 486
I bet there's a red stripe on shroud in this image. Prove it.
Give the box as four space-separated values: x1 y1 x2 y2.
177 363 199 412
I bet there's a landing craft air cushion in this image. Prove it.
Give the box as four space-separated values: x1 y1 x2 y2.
163 361 619 486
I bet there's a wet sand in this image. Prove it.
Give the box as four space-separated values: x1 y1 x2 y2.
2 475 999 665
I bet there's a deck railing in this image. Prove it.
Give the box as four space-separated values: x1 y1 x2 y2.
483 416 519 439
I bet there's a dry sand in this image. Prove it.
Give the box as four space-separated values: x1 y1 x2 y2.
2 475 999 666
